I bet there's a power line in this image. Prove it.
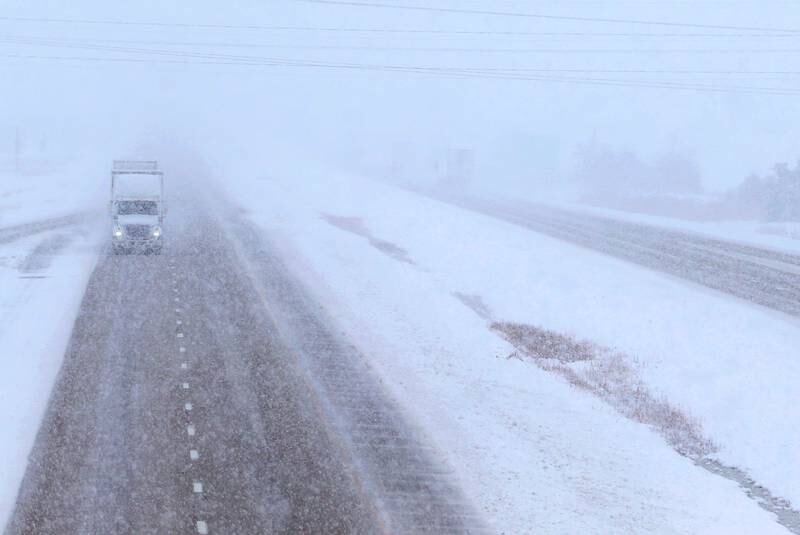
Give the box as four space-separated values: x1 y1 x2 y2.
297 0 800 34
6 35 800 76
4 35 800 55
4 35 800 84
11 34 800 46
8 38 800 75
2 11 800 36
3 52 800 96
0 15 294 31
2 32 798 94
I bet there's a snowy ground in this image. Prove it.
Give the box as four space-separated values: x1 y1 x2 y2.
0 163 103 528
0 159 105 227
2 156 796 533
216 161 797 534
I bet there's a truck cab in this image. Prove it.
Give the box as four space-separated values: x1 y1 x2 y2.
110 160 166 255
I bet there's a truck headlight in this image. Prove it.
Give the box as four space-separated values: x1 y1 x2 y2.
152 226 161 237
113 225 123 238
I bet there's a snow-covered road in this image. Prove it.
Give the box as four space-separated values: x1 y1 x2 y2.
6 197 482 534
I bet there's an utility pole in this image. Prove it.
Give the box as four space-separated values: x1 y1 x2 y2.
14 126 20 175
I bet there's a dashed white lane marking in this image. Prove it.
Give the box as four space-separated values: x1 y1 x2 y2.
171 294 205 535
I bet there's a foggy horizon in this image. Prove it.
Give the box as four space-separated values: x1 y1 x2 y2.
2 2 800 534
2 1 799 193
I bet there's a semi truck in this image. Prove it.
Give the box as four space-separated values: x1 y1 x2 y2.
110 160 166 255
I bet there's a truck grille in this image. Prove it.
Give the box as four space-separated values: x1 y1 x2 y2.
124 224 152 239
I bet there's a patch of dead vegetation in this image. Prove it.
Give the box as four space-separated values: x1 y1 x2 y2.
494 321 595 363
492 321 717 458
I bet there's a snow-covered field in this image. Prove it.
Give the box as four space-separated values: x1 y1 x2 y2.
217 161 797 534
0 164 103 528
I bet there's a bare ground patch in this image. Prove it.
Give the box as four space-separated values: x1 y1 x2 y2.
491 321 716 458
19 233 73 273
452 292 492 320
322 214 415 265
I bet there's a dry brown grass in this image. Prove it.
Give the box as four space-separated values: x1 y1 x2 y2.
491 321 717 458
492 321 596 363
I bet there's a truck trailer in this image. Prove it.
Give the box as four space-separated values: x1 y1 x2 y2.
110 160 166 255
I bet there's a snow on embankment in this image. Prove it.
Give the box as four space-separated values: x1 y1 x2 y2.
219 163 792 534
0 163 103 529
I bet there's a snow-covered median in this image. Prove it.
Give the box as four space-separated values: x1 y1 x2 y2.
0 165 103 529
218 163 795 534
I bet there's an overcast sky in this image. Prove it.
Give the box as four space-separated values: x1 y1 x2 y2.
1 0 798 191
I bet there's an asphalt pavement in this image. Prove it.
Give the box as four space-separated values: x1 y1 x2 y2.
6 201 482 534
432 193 800 318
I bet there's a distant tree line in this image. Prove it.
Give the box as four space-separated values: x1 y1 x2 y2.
573 143 702 199
573 142 800 222
724 161 800 222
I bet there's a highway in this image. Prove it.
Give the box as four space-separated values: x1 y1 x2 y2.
433 193 800 318
6 200 482 534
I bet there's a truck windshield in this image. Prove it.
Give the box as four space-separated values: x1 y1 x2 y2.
117 200 158 216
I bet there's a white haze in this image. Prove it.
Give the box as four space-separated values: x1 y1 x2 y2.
1 0 798 196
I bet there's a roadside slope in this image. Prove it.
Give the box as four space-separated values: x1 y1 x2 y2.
216 164 794 534
0 163 104 529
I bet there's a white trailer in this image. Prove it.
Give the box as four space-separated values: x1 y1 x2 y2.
110 160 166 255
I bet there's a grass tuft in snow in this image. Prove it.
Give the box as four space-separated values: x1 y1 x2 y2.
492 322 717 458
492 321 595 363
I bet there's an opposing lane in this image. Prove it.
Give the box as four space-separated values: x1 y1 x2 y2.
431 193 800 317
